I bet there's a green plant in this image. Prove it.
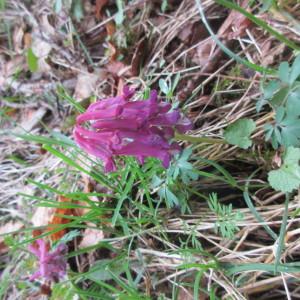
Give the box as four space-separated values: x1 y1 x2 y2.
151 148 198 211
258 55 300 149
268 147 300 193
224 118 256 149
159 73 181 99
260 0 275 12
161 0 168 12
115 0 125 26
208 193 243 239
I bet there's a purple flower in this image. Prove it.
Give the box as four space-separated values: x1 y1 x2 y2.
28 239 67 282
74 86 192 172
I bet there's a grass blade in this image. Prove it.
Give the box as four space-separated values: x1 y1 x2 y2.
243 191 278 240
223 262 300 276
274 193 290 272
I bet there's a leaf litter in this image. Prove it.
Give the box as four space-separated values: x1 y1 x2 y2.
1 1 300 299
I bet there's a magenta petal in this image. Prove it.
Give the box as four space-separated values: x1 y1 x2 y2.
114 143 171 168
74 126 115 143
175 116 193 133
74 131 112 158
123 86 135 99
28 244 40 257
29 270 41 281
137 156 145 165
28 239 67 282
73 86 192 171
77 107 123 124
150 111 180 127
92 119 141 130
87 96 125 111
49 243 67 258
158 102 172 113
103 159 117 173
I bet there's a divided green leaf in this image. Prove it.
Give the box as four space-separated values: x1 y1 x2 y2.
168 148 199 184
158 186 179 207
208 193 243 239
260 55 300 149
265 107 300 148
224 118 256 149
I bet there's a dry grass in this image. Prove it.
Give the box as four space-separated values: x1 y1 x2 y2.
1 0 300 299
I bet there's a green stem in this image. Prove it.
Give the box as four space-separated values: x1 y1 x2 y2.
175 133 227 144
275 193 290 273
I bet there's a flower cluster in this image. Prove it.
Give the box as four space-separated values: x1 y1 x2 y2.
74 86 192 172
28 239 67 282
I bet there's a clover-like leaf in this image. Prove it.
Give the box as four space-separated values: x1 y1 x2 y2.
224 118 256 149
167 148 199 184
268 147 300 193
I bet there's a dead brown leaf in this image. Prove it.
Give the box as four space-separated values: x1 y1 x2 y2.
218 1 252 39
226 15 252 40
39 15 56 37
106 61 132 77
23 32 32 48
178 23 194 43
47 196 74 241
192 37 218 68
96 0 109 20
105 21 118 62
74 68 107 101
12 23 25 53
74 72 99 101
13 107 47 134
1 55 25 78
74 175 97 217
0 55 26 91
192 0 251 69
32 206 56 228
79 225 104 248
177 288 194 300
260 40 285 66
31 30 52 73
31 196 74 241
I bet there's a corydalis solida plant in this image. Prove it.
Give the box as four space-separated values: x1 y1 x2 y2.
74 87 192 172
28 239 67 282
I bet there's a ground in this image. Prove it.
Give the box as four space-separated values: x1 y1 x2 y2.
1 0 300 299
